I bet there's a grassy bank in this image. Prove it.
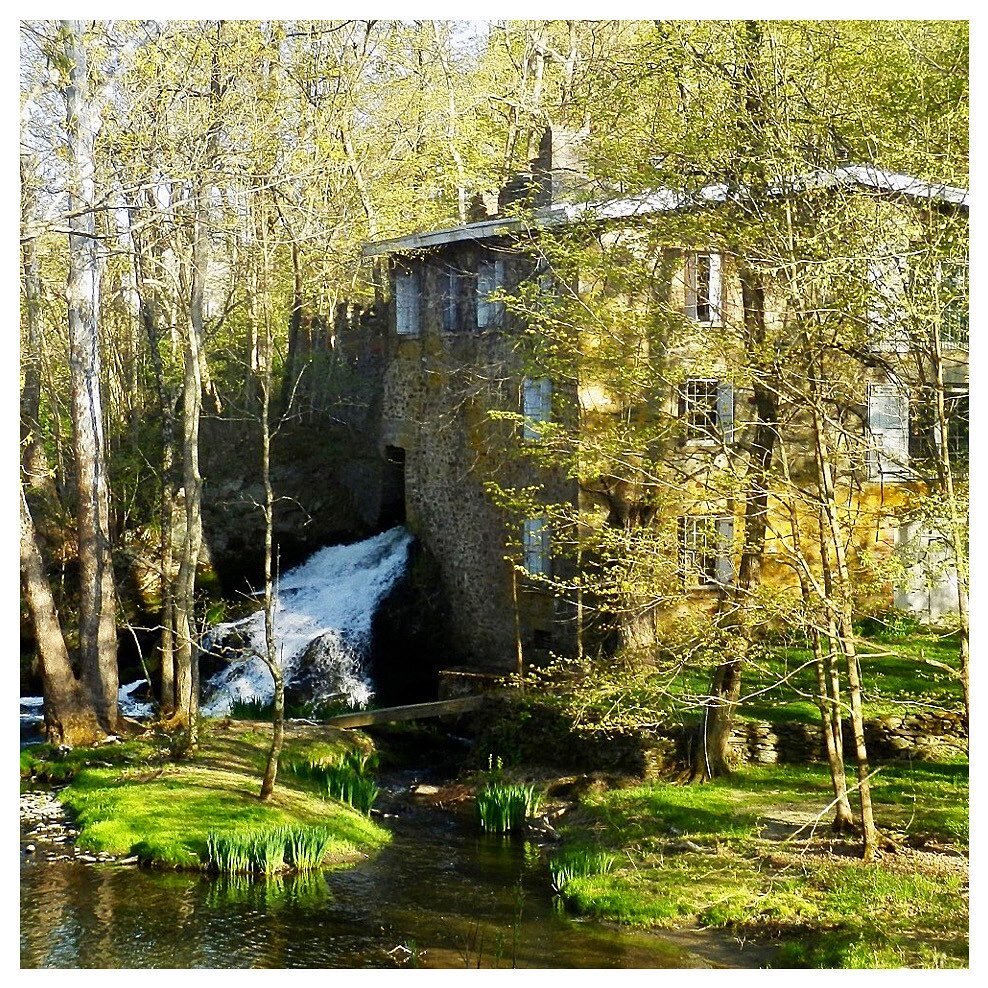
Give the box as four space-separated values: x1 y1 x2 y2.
22 721 389 869
679 628 963 726
551 760 968 968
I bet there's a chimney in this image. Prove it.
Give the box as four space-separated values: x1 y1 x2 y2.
532 125 589 205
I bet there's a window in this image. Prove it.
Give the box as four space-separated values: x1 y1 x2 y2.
867 381 910 479
679 378 734 443
477 257 506 329
685 251 722 325
939 260 968 351
908 387 968 466
867 254 909 352
679 515 734 587
395 265 421 335
522 377 552 440
522 517 551 576
945 390 969 461
442 265 474 333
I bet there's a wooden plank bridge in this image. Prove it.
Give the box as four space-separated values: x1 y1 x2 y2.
321 693 489 729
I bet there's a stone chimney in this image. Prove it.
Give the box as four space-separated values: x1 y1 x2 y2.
532 125 590 205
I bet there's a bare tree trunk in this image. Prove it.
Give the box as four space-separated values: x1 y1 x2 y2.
21 491 102 745
258 213 284 800
809 379 879 860
929 327 969 729
130 204 178 716
60 20 119 736
20 160 51 490
691 270 776 781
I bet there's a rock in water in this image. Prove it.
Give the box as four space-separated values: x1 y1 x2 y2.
202 527 413 715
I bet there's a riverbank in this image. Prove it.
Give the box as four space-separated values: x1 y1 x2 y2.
21 720 390 870
543 760 968 968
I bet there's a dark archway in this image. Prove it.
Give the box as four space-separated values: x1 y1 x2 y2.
379 445 407 528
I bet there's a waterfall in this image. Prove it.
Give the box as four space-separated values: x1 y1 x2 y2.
201 527 413 716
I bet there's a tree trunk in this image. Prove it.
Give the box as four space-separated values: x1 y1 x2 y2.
21 491 103 745
691 270 776 781
130 203 178 717
810 623 856 832
258 221 284 799
60 20 119 736
20 160 51 490
810 382 879 860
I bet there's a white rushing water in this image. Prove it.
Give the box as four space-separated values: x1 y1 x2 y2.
201 527 413 716
20 682 155 726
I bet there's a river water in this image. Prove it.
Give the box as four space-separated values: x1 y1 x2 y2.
20 781 727 969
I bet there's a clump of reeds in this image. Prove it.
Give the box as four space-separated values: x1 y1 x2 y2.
229 697 272 720
204 825 336 874
475 782 543 834
285 749 379 815
548 846 617 892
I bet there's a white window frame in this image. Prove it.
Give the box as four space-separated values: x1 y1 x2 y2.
395 265 421 336
522 377 552 440
685 251 722 326
681 378 734 444
679 515 734 588
477 257 506 329
938 259 969 351
522 516 551 576
867 381 911 480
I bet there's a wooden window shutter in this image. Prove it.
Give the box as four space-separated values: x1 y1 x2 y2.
717 382 734 444
715 515 735 585
867 382 910 479
395 266 420 335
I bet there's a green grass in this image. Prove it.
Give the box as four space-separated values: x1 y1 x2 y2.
285 749 380 815
51 725 389 869
670 630 963 726
549 846 617 892
552 761 968 968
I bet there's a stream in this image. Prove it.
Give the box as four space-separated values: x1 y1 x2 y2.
19 768 745 969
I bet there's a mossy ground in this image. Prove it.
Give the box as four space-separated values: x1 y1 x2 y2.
553 760 968 968
23 721 389 869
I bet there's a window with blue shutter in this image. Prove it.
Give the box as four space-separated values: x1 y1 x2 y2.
680 378 734 443
477 257 506 329
867 382 910 479
523 517 551 576
395 265 421 336
522 377 552 440
685 251 722 326
679 514 734 587
867 254 909 352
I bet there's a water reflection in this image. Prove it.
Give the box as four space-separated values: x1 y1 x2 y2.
22 811 698 969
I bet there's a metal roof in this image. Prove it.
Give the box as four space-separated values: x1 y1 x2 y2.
363 166 968 257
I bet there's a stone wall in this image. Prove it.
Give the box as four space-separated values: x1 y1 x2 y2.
724 711 967 766
380 246 576 672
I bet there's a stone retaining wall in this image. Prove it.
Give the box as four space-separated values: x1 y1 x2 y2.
722 710 967 766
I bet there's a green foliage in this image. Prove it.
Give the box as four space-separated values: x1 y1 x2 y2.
549 846 617 892
285 748 379 815
475 781 543 834
205 824 337 874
